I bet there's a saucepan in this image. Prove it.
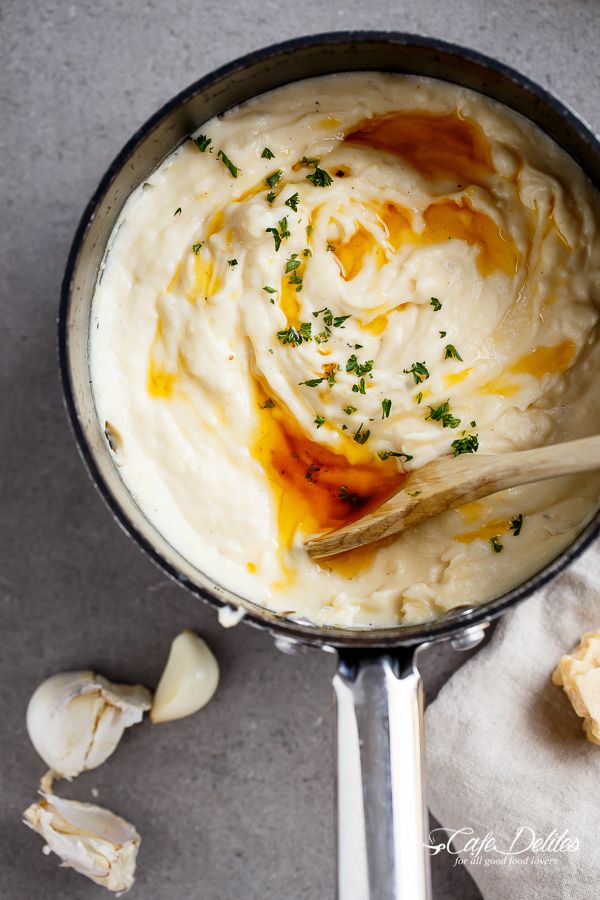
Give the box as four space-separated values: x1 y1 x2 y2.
58 32 600 900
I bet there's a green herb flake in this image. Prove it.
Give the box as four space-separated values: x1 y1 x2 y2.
263 285 277 294
430 297 442 311
299 378 324 388
261 147 275 159
174 207 182 216
451 434 479 456
490 536 503 553
227 259 238 267
314 414 325 429
276 322 312 346
266 191 276 204
427 400 461 429
192 242 204 255
352 377 366 395
439 330 447 338
403 361 430 385
470 420 477 428
266 169 282 189
285 193 299 212
265 217 290 251
509 514 524 536
378 450 413 462
343 405 357 415
416 392 423 404
285 254 301 273
217 149 239 178
353 423 371 445
381 399 392 419
346 354 373 377
261 398 275 409
326 242 335 252
444 344 463 361
338 485 360 504
194 134 212 152
306 224 313 238
306 166 333 188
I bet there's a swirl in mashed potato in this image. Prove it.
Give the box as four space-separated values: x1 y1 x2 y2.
91 73 600 627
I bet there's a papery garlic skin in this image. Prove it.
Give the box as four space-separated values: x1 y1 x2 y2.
24 793 140 892
553 631 600 745
151 631 219 723
26 671 152 778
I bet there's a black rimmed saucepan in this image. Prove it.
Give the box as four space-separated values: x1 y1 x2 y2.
59 32 600 900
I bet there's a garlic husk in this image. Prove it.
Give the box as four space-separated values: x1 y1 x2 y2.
151 630 219 723
23 792 140 892
26 671 152 778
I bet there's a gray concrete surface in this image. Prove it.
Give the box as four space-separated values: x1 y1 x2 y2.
1 1 599 898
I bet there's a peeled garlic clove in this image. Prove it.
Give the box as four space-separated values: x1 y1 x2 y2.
27 671 152 779
553 630 600 745
151 630 219 724
23 792 140 892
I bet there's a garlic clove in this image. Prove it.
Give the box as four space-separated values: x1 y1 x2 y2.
23 792 140 892
151 630 219 724
26 671 152 779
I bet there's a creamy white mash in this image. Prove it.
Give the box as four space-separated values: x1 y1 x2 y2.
91 73 600 627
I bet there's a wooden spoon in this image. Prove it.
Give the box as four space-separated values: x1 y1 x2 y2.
305 434 600 559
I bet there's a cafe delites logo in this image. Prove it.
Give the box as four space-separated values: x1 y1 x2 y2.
425 826 580 868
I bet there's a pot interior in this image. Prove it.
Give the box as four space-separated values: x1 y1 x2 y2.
60 32 600 649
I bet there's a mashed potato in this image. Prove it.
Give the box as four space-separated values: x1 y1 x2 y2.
90 73 600 627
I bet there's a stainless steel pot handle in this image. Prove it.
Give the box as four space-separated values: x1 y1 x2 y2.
333 648 431 900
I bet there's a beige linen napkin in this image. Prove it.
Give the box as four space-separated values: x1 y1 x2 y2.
425 541 600 900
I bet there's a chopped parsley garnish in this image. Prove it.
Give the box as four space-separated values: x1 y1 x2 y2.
217 149 239 178
346 354 373 377
451 433 479 455
266 217 290 251
326 242 335 252
174 207 182 216
299 377 324 388
227 259 238 267
427 400 460 429
378 450 413 462
306 224 313 237
324 365 338 388
509 514 524 536
261 147 275 159
338 486 360 504
285 193 299 212
439 330 447 338
263 285 276 294
266 169 282 189
314 414 325 428
407 489 421 497
289 271 303 291
403 361 430 385
192 242 204 255
194 134 212 152
285 254 301 273
470 420 477 427
306 165 333 187
315 328 331 344
416 392 423 404
266 191 276 204
343 405 357 415
490 536 503 553
430 297 442 311
353 423 370 445
444 344 463 361
276 322 312 346
382 399 392 419
352 378 366 394
303 248 312 257
305 463 320 481
261 398 275 408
